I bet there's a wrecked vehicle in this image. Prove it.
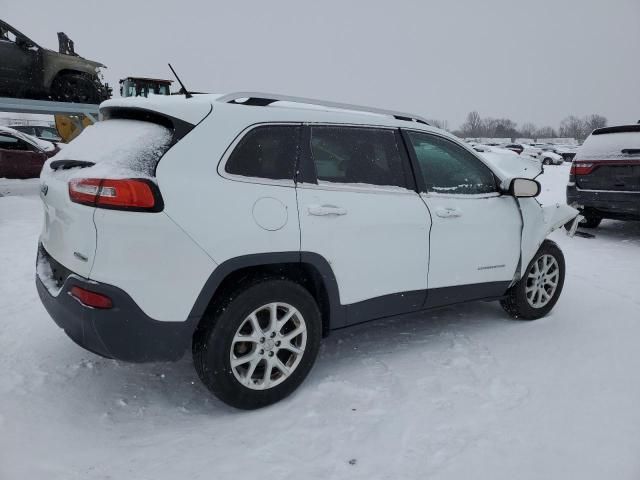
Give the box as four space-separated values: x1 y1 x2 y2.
0 19 110 103
36 92 578 409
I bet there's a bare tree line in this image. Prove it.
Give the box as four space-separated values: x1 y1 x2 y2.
447 112 608 141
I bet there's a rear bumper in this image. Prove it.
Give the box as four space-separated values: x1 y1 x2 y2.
36 250 198 363
567 185 640 220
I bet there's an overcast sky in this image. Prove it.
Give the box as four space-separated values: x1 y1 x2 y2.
2 0 639 129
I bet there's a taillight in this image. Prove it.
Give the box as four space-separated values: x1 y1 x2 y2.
569 162 595 175
70 286 113 309
69 178 162 211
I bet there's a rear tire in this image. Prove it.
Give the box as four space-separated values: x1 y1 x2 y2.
500 240 565 320
51 73 101 104
579 214 602 228
543 157 551 165
193 278 322 409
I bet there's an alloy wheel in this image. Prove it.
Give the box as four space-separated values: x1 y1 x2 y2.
525 254 560 308
230 302 307 390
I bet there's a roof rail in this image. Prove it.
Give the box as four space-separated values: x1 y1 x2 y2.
215 92 430 125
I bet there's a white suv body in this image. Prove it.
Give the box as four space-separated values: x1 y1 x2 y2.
37 93 577 408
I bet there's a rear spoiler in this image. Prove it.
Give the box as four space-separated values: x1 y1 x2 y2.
100 106 209 146
592 125 640 135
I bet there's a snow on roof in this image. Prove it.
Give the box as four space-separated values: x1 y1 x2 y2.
578 127 640 160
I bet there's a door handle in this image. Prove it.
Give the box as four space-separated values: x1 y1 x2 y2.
435 207 462 218
307 204 347 216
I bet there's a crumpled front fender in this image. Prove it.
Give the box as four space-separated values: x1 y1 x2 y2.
542 203 579 233
518 199 578 278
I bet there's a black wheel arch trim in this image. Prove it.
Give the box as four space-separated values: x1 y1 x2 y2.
188 251 346 329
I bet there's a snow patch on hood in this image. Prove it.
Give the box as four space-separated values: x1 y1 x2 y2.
478 150 543 181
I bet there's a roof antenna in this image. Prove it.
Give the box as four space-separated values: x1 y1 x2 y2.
168 63 192 99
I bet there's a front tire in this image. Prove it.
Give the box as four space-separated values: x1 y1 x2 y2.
500 240 565 320
193 278 322 409
543 157 552 165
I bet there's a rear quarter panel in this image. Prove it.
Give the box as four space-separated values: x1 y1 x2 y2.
89 209 216 322
155 107 302 265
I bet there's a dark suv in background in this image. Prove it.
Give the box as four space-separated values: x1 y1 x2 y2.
0 19 110 103
567 124 640 228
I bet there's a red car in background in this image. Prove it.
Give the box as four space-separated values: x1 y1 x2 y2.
0 126 59 178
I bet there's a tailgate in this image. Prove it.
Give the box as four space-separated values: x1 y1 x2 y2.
39 166 97 279
576 162 640 191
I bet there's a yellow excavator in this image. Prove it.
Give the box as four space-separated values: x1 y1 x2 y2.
54 76 173 142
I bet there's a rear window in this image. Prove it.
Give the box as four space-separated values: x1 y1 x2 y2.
578 130 640 161
47 119 172 178
225 125 300 181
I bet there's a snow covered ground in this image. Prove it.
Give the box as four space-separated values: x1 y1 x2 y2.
1 165 639 479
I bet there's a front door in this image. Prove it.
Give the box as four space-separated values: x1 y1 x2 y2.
403 130 521 305
296 125 431 326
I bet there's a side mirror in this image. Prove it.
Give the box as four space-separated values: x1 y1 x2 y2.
508 178 541 198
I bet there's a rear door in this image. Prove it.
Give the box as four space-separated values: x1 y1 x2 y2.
403 130 521 302
296 125 431 326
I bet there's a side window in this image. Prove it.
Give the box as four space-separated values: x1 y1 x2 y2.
38 129 57 140
226 125 300 181
0 135 28 151
406 131 497 194
310 126 410 188
0 28 18 43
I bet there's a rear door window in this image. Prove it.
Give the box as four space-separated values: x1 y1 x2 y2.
225 125 300 181
310 126 410 188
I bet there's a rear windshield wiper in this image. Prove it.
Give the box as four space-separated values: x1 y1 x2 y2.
621 149 640 155
49 160 95 171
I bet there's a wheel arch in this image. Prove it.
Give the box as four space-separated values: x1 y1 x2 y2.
189 252 345 338
518 200 577 278
45 68 97 91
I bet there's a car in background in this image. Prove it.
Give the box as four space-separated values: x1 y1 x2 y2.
567 124 640 228
0 126 58 178
9 124 62 143
503 143 525 155
0 19 110 103
553 144 579 162
538 150 564 165
503 143 542 158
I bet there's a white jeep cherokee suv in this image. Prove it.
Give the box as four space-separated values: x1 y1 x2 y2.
36 92 577 409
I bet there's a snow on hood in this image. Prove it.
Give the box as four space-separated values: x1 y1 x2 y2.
43 119 172 181
477 149 543 181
